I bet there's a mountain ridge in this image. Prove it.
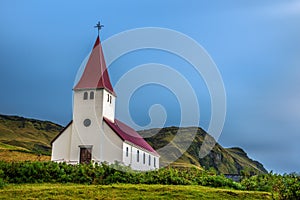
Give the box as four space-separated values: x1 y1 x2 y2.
0 114 267 174
139 127 267 174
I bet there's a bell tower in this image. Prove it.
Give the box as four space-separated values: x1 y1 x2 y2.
69 23 116 163
73 35 116 126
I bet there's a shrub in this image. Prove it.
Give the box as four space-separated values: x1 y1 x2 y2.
240 171 300 199
0 160 244 190
278 174 300 200
0 169 6 189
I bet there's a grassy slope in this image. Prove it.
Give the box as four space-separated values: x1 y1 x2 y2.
140 127 267 174
0 114 62 155
0 141 50 162
0 184 272 200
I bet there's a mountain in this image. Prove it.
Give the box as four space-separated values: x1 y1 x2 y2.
139 127 267 174
0 114 62 156
0 114 267 174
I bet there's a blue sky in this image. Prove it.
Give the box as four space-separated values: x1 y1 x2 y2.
0 1 300 173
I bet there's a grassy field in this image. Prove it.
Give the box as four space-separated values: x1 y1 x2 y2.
0 184 272 199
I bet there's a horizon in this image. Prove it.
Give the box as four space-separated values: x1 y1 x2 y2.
1 1 300 174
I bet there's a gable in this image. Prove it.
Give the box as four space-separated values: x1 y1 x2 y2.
51 121 73 145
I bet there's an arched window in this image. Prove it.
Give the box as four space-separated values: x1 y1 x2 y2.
154 157 156 167
110 96 112 104
126 147 129 157
143 153 146 164
83 92 88 100
148 155 151 166
137 150 139 162
107 94 110 102
90 91 94 100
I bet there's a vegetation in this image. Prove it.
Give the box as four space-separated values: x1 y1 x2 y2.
0 141 50 162
0 161 272 199
0 114 267 175
0 161 298 199
140 127 267 174
241 172 300 200
0 161 242 189
0 184 272 200
0 114 62 156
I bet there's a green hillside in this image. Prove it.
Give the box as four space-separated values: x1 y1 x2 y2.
139 127 267 174
0 114 62 156
0 114 267 174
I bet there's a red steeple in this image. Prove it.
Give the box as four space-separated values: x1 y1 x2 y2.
74 36 115 95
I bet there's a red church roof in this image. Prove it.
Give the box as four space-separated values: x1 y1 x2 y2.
104 117 159 156
74 36 115 95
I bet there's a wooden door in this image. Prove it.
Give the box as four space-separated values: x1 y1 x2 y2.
79 148 92 164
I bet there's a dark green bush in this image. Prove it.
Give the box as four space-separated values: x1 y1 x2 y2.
278 174 300 200
0 169 5 189
241 172 300 199
0 161 245 190
1 160 298 196
241 173 273 191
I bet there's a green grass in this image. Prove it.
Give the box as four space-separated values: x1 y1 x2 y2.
0 184 272 200
0 114 62 155
0 142 25 150
0 149 50 162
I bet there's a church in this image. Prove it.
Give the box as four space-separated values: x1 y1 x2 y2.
51 30 159 171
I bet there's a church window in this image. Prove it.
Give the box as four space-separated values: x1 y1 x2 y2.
143 153 145 164
110 96 112 104
148 155 151 166
137 150 139 162
107 94 109 102
83 92 88 100
83 119 91 127
90 91 94 99
126 147 129 157
154 157 156 167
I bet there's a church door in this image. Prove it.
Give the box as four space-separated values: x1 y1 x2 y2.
79 147 92 164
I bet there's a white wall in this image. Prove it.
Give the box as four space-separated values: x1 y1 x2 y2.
67 88 121 164
101 121 123 163
122 143 132 166
51 124 72 162
70 89 104 163
122 142 159 171
102 90 115 122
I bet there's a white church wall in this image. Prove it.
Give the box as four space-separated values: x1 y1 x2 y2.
70 89 105 163
155 154 159 169
69 124 82 163
122 142 132 166
51 124 72 162
102 90 115 122
73 89 104 126
101 121 123 163
127 144 159 171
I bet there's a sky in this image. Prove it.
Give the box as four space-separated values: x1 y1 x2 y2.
0 0 300 174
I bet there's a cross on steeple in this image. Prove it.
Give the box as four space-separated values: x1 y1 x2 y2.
94 21 104 36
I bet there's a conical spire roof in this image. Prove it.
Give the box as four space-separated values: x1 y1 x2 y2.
74 36 115 95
